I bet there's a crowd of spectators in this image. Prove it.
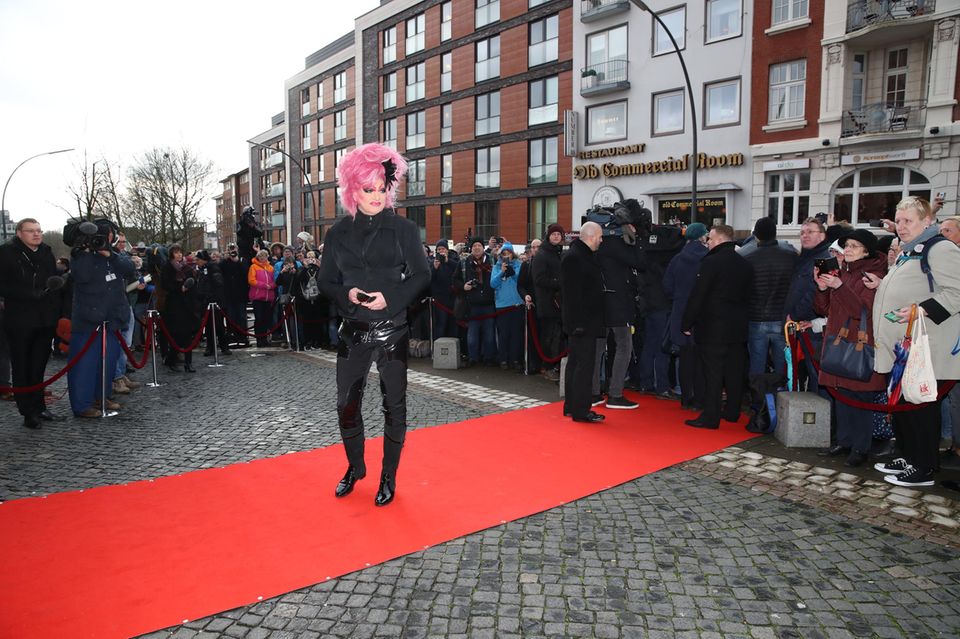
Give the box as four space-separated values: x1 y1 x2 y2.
2 200 960 491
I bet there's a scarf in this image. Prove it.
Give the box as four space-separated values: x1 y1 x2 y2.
896 223 940 264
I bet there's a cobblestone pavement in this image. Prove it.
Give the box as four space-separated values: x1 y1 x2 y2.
2 349 959 638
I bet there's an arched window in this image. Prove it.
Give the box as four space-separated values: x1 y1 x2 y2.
832 166 930 225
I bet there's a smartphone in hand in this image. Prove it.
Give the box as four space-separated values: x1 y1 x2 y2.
814 256 840 275
884 311 899 323
356 291 373 303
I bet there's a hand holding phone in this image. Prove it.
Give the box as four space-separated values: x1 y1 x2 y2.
814 256 840 276
356 291 373 303
884 311 899 323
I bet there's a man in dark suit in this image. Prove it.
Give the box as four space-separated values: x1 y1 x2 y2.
680 224 753 429
560 221 606 423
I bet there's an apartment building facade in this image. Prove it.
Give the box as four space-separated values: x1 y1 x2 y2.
356 0 574 244
215 168 250 249
248 115 287 244
750 0 960 237
572 0 755 231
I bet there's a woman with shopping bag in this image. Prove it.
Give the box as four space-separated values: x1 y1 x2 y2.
813 229 888 468
871 197 960 487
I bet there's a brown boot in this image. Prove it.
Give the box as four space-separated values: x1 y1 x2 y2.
112 379 130 395
76 407 101 418
121 375 142 389
93 398 121 411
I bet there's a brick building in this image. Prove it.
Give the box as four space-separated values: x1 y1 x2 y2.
215 168 250 249
248 115 287 245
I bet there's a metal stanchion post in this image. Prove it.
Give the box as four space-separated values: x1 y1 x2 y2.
99 322 118 417
285 305 294 352
428 297 434 346
146 310 163 387
523 308 529 376
208 303 225 368
292 304 300 351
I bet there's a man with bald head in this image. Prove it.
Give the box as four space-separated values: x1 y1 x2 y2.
560 221 606 423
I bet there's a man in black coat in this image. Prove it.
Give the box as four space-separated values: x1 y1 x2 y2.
517 239 541 374
784 217 831 393
430 239 459 339
195 250 230 356
592 220 644 409
561 222 606 423
220 244 250 346
0 218 64 428
532 224 565 381
681 224 753 429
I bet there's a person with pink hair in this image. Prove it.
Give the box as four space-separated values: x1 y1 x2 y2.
317 143 430 506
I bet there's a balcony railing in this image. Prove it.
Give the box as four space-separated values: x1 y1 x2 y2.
580 60 630 97
580 0 630 23
847 0 934 33
263 153 283 169
265 183 285 198
841 99 926 137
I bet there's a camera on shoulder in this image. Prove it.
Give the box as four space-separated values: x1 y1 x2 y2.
63 217 118 252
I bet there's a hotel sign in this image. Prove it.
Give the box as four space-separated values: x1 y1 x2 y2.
577 143 646 160
841 148 921 165
573 152 745 180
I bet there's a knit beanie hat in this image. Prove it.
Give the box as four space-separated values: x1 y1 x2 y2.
684 223 708 241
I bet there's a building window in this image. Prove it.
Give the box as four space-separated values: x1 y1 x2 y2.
772 0 808 26
334 71 347 103
704 78 740 128
441 154 453 194
407 159 426 198
476 147 500 189
851 53 867 111
476 0 499 29
383 72 397 110
769 60 806 122
301 88 311 117
316 82 324 110
439 204 453 239
335 148 346 180
383 26 397 64
885 48 908 107
302 191 314 219
476 91 501 136
767 171 811 226
832 168 930 225
407 111 426 149
653 7 685 56
476 35 501 83
318 154 325 182
441 2 452 41
302 156 312 186
406 62 426 103
407 206 427 242
587 100 627 144
706 0 741 42
529 76 558 126
529 14 559 67
406 13 425 55
529 0 550 6
301 122 312 150
475 201 499 239
334 110 347 141
586 25 628 84
653 89 684 135
528 197 557 242
317 118 325 145
441 104 453 143
441 53 452 93
383 118 397 149
529 137 558 185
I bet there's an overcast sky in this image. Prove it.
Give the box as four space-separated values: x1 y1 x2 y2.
0 0 379 236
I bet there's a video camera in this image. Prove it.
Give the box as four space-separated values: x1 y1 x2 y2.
63 217 119 252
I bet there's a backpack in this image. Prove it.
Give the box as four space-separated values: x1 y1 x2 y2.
302 270 320 301
917 234 948 292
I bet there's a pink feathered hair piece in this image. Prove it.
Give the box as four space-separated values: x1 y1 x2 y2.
337 143 408 216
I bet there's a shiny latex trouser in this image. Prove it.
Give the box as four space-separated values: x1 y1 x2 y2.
336 319 409 478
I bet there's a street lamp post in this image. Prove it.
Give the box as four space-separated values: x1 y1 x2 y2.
1 148 75 240
246 140 315 244
628 1 699 224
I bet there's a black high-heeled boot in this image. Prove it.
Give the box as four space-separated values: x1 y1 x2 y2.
334 465 366 497
375 473 395 506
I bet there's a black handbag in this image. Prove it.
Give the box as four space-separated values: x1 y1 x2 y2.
820 307 875 381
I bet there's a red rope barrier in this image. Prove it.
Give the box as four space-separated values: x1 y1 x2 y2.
797 331 955 412
432 298 523 327
525 308 568 364
0 327 102 394
155 308 212 353
221 303 294 338
115 320 154 370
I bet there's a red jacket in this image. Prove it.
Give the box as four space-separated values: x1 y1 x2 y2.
813 253 888 391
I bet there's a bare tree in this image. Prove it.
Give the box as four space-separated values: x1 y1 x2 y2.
64 151 125 227
124 147 213 249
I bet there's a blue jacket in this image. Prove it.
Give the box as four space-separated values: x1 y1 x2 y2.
71 249 136 333
784 239 831 322
663 240 708 346
490 243 523 308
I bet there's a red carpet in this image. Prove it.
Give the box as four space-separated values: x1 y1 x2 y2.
0 395 755 638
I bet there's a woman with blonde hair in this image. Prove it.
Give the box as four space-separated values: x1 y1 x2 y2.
248 248 276 347
871 197 960 486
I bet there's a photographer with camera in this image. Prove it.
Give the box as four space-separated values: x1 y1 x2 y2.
220 243 250 347
0 218 65 427
236 206 263 264
454 238 498 367
430 239 459 340
161 245 200 372
195 250 230 357
66 218 135 417
490 242 524 370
